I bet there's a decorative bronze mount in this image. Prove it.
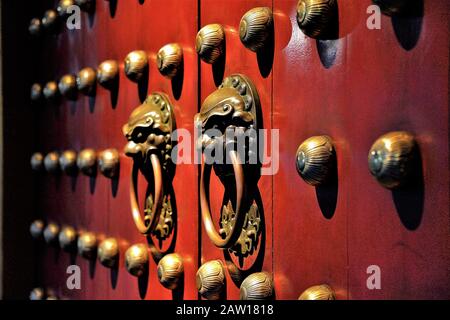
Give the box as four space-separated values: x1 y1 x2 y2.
123 92 176 237
196 74 262 255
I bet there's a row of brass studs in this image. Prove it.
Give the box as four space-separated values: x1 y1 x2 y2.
296 132 418 189
196 260 336 300
30 149 120 179
30 45 183 103
30 219 185 291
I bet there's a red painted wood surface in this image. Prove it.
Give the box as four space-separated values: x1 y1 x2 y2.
35 0 199 300
272 0 450 299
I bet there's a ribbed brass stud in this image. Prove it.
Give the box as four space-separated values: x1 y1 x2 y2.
125 244 149 277
295 135 336 186
157 253 184 290
43 81 59 100
59 150 78 175
98 238 119 268
157 43 183 79
195 24 225 64
30 219 45 239
196 260 226 300
77 148 97 176
57 0 75 17
41 10 59 30
29 18 42 36
29 288 45 300
30 83 43 101
299 284 336 300
44 151 60 173
97 60 119 89
43 222 60 244
59 226 78 252
98 149 120 179
78 232 97 259
124 50 148 82
239 7 273 52
58 74 78 100
368 131 418 189
296 0 337 38
240 272 274 300
30 152 45 171
77 67 97 96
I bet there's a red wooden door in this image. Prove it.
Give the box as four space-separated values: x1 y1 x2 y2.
272 0 450 300
35 0 199 300
24 0 449 300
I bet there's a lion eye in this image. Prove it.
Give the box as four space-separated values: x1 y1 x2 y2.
146 117 151 123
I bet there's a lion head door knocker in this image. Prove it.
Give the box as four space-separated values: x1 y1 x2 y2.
123 92 177 250
196 74 263 262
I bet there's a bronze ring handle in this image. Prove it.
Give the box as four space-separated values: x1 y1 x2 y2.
130 153 163 235
200 150 244 248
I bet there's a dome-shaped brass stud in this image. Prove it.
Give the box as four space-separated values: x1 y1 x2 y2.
97 60 119 89
77 67 97 96
59 226 78 252
43 81 59 100
57 0 75 17
239 7 273 52
75 0 94 12
30 83 43 101
77 148 97 176
41 10 59 30
240 272 274 300
44 151 60 173
43 222 60 244
46 289 59 300
195 24 225 64
77 232 97 259
59 150 78 175
296 0 337 39
295 135 336 186
124 50 148 82
196 260 226 300
98 148 120 179
368 131 418 189
58 74 78 100
29 18 42 36
125 244 149 277
29 288 46 300
30 219 45 239
299 284 336 300
98 237 119 268
30 152 45 171
156 43 183 79
157 253 184 290
373 0 409 16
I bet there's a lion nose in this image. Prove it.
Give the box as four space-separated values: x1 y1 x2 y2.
124 141 142 158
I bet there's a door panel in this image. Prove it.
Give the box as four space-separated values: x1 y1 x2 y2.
35 0 199 300
344 0 450 299
199 0 273 300
272 0 350 300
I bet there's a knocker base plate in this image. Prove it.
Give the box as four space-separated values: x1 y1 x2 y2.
145 194 174 241
220 201 261 257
